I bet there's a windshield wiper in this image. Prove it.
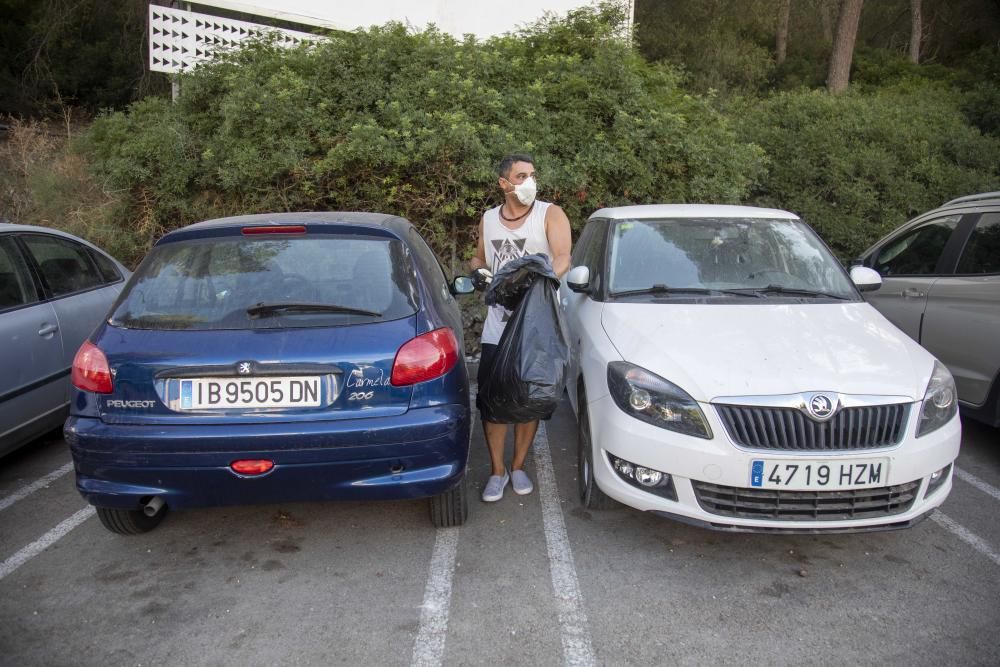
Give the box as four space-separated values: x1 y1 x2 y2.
744 284 852 300
611 284 763 298
246 302 382 318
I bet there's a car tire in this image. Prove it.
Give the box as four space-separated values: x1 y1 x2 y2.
577 389 619 510
96 506 167 535
430 474 468 527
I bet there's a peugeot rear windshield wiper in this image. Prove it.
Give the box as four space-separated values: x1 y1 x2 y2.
743 284 852 300
246 302 382 318
611 284 763 299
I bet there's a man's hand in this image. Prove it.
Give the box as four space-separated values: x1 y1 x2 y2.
471 267 494 291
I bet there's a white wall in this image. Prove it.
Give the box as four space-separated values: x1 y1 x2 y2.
189 0 629 39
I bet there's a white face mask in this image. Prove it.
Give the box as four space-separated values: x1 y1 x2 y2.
506 176 537 206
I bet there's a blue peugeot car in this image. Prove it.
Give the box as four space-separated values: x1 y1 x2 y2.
65 213 475 534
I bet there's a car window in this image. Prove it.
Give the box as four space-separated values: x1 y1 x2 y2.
571 223 595 267
0 236 37 310
407 227 450 302
874 215 961 276
607 218 856 298
956 213 1000 274
109 234 419 330
90 248 124 283
22 234 104 297
580 222 606 291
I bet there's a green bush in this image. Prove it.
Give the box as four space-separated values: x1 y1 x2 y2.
734 86 1000 260
851 47 957 89
78 4 765 268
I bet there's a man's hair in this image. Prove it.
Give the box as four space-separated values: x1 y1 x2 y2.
497 153 535 179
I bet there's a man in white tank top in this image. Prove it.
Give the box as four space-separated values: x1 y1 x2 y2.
470 153 572 502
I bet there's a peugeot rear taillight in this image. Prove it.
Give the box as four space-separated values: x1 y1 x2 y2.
391 328 459 386
71 341 113 394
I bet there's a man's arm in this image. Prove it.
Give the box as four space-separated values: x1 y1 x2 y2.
545 205 572 278
470 217 487 271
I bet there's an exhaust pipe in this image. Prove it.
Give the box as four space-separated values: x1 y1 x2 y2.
142 496 165 517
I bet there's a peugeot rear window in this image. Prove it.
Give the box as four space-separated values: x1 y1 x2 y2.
109 234 419 330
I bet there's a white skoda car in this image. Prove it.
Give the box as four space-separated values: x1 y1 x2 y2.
560 205 960 533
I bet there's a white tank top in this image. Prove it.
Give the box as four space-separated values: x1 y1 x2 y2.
481 200 552 345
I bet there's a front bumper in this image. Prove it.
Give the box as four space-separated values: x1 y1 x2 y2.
65 404 470 510
587 394 961 532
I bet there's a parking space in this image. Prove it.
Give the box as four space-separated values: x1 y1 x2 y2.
1 396 998 665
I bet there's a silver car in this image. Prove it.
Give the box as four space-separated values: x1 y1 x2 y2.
859 192 1000 427
1 223 130 456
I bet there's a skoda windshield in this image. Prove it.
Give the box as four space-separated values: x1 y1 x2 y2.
607 217 858 301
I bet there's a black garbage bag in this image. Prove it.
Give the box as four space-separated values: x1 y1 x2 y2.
478 254 570 423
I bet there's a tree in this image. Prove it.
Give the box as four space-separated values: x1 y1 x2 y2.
776 0 792 64
827 0 864 93
0 0 161 118
909 0 922 63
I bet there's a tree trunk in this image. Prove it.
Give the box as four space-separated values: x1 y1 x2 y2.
826 0 864 94
776 0 791 65
909 0 922 63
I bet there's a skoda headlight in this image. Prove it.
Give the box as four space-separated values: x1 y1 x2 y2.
917 361 958 437
607 361 712 439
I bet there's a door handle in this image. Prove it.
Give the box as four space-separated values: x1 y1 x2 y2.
902 288 925 298
38 323 59 337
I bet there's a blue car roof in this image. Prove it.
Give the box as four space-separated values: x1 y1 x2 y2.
159 212 413 244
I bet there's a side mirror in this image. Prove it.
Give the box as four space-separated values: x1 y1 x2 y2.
450 276 475 295
566 265 591 293
850 266 882 293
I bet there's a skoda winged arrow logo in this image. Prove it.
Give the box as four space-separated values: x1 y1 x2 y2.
804 393 838 421
237 362 252 375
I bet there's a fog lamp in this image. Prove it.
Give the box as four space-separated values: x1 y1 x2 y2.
925 463 952 499
614 459 634 476
634 467 664 487
607 454 677 500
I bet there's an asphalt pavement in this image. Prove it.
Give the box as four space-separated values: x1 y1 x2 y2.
1 388 998 666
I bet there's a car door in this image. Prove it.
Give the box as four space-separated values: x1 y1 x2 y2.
20 233 124 376
863 214 964 342
0 235 66 454
561 221 606 414
920 211 1000 406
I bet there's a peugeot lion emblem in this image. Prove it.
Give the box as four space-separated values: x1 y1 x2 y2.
237 362 252 375
805 393 838 421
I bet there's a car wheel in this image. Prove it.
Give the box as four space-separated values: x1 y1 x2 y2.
96 506 167 535
577 390 618 510
430 474 468 527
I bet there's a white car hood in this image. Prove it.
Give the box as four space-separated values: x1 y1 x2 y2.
600 303 932 402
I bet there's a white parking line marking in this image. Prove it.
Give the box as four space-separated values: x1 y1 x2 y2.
931 511 1000 568
535 422 597 667
0 462 74 513
0 506 95 581
955 467 1000 504
410 527 460 667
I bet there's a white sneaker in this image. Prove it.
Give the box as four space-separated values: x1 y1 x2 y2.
511 469 533 495
482 470 510 502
